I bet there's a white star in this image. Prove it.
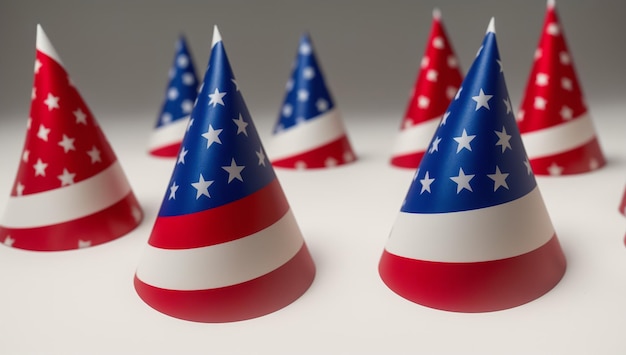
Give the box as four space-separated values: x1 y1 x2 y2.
487 166 510 191
561 77 573 91
534 96 547 110
503 97 512 115
182 73 195 86
426 69 438 82
420 56 430 68
517 109 525 122
454 87 463 100
476 45 484 57
471 89 493 110
57 168 76 186
222 158 245 183
547 23 560 35
496 59 504 73
303 66 315 79
523 157 533 175
58 135 76 153
33 158 48 177
231 78 239 91
534 48 543 60
495 126 512 152
419 171 435 194
208 88 227 107
73 108 87 124
450 168 474 193
282 103 293 117
343 150 355 162
441 112 451 126
560 105 574 120
403 120 413 129
186 118 194 132
167 87 179 100
202 125 223 149
78 240 91 249
16 182 25 196
295 161 307 170
177 54 189 68
132 206 142 223
560 51 571 65
299 42 312 55
536 73 549 86
297 89 310 102
444 86 456 99
181 99 193 114
177 147 188 164
31 87 36 100
232 114 249 136
432 36 445 49
548 162 563 176
34 59 42 73
37 124 50 141
325 157 338 167
22 150 30 163
590 159 600 170
429 136 442 153
191 174 214 199
168 181 179 200
447 56 458 68
44 93 60 111
453 129 476 153
256 147 267 166
316 98 329 112
27 117 32 130
161 113 172 124
285 78 294 91
417 95 430 109
4 236 15 246
87 146 102 163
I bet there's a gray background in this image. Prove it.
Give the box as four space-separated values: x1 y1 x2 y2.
0 0 624 124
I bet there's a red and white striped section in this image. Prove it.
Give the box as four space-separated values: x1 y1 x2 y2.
269 109 356 169
134 180 315 322
0 162 142 251
390 117 440 168
379 187 567 312
148 116 190 156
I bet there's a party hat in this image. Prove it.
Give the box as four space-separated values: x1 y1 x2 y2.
148 35 199 157
134 26 316 323
516 0 605 175
0 25 143 251
379 19 566 312
391 9 463 169
268 33 356 169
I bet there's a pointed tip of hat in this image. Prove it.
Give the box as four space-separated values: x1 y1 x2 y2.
35 24 63 65
486 17 496 34
547 0 556 9
211 25 222 48
432 8 442 20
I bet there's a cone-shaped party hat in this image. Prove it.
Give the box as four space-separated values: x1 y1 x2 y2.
0 25 143 251
268 33 356 169
391 9 463 169
134 27 316 323
148 35 199 157
379 19 566 312
516 0 605 175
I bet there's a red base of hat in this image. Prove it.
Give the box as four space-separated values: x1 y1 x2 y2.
272 136 356 169
134 243 316 323
529 138 606 175
149 143 181 158
378 235 566 312
0 192 142 251
390 151 426 169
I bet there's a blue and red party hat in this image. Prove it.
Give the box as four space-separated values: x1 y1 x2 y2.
268 33 356 169
134 26 316 323
517 0 605 175
0 25 142 251
148 35 199 157
391 9 463 169
379 19 566 312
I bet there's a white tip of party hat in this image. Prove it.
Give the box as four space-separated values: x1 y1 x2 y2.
211 25 222 48
36 24 63 65
486 17 496 34
432 8 442 20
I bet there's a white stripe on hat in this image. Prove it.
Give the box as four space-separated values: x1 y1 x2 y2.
391 117 440 156
36 25 63 65
1 161 131 228
522 113 596 158
136 209 304 290
268 108 346 160
385 187 554 262
148 116 190 150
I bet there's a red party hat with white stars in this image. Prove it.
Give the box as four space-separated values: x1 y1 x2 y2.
268 33 356 169
379 19 566 312
391 9 463 169
134 27 315 323
0 25 143 251
517 0 605 176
